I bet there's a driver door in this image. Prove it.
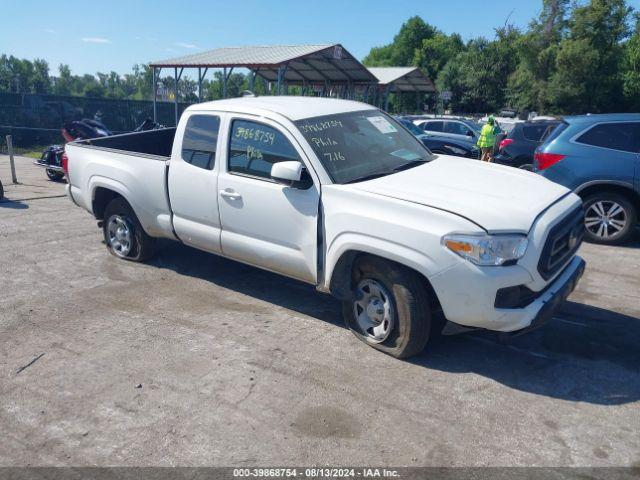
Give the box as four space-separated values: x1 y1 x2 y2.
217 116 320 284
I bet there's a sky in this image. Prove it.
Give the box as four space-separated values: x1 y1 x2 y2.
2 0 640 78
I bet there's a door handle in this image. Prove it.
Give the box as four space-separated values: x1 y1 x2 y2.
220 189 242 200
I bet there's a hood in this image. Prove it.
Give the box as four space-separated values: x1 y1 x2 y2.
347 156 570 233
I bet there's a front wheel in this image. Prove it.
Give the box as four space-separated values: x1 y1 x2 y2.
583 193 637 245
103 197 156 261
342 256 431 359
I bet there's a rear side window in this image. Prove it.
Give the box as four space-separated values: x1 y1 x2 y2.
523 123 557 142
576 122 640 153
423 121 443 132
541 122 568 144
228 119 301 179
181 115 220 169
444 121 471 136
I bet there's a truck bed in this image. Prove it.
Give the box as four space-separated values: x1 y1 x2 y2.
79 128 177 158
66 129 178 240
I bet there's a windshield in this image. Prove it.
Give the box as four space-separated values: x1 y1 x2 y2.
295 110 434 184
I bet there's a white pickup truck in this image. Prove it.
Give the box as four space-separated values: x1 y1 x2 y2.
65 96 585 358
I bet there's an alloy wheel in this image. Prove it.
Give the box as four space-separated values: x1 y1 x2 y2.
584 200 628 240
106 215 133 258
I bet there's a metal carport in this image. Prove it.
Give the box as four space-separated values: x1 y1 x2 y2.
149 44 378 123
367 67 436 111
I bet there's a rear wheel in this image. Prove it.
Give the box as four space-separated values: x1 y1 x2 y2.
46 169 64 181
342 256 431 359
583 193 637 245
103 197 156 261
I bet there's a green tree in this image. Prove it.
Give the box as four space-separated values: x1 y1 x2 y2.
363 16 437 66
437 27 521 113
622 13 640 110
548 0 632 113
414 33 464 80
53 64 73 95
506 0 570 113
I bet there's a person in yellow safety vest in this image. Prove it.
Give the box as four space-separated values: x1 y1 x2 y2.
477 115 498 162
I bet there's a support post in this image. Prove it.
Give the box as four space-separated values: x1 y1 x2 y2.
152 67 158 123
198 67 202 102
276 65 283 95
223 68 227 98
249 70 255 92
276 64 289 95
174 67 179 125
384 86 391 112
6 135 17 184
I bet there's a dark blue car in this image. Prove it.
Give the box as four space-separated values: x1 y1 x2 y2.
395 117 479 159
535 114 640 244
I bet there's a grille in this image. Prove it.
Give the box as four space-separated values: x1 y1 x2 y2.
537 207 584 280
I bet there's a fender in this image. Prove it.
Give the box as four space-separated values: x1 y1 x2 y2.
88 175 170 238
322 232 455 294
574 179 635 195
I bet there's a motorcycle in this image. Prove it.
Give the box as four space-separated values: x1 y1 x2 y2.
35 119 111 181
34 118 161 181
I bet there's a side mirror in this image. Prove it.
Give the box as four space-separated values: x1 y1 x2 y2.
466 130 474 137
271 161 303 187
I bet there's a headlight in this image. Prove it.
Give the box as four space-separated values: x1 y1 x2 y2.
442 233 528 266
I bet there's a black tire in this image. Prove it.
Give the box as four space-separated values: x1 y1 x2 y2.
342 255 431 359
46 169 65 181
103 197 156 261
583 193 637 245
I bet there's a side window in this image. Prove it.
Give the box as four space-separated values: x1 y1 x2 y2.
444 121 470 136
523 124 551 142
423 121 443 132
228 119 301 179
576 122 640 153
181 115 220 169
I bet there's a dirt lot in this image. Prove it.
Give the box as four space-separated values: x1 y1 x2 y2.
1 155 639 467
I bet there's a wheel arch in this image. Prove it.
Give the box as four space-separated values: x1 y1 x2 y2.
92 187 122 220
328 249 443 312
576 182 640 212
89 177 141 223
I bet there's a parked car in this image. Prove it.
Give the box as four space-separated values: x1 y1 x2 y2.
535 113 640 245
396 117 479 159
65 97 585 359
414 118 482 143
494 120 560 170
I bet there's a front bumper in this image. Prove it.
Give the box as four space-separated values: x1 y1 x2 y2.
432 255 585 333
499 257 585 336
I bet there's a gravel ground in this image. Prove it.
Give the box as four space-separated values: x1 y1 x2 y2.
1 156 639 467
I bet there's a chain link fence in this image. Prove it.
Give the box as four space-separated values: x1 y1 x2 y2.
0 92 191 151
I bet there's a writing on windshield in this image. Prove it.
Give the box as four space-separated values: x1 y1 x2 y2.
295 110 433 184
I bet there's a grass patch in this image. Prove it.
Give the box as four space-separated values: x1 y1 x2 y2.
1 146 48 159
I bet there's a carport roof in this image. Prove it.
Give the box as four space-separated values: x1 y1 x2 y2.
367 67 436 92
149 44 378 85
